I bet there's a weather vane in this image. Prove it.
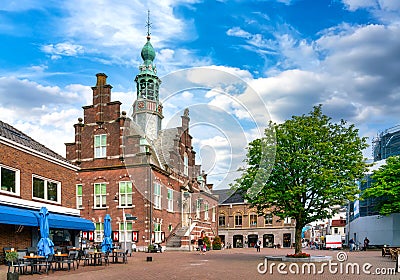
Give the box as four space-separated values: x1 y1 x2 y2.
146 10 152 37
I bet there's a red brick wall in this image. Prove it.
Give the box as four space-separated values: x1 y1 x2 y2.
0 144 76 208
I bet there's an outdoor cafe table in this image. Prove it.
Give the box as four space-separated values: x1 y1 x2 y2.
88 251 103 266
53 253 68 270
111 249 126 264
23 255 45 274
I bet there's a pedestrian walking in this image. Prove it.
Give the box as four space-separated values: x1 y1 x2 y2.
255 239 261 252
349 238 355 251
363 237 370 251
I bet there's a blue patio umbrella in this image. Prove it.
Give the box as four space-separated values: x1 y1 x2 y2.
101 214 113 253
37 207 55 257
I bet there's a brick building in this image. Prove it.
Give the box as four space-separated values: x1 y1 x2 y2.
213 189 295 249
65 33 218 252
0 120 94 257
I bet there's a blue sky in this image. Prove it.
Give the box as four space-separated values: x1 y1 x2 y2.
1 0 399 189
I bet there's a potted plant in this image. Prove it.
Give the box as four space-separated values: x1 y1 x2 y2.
5 251 19 280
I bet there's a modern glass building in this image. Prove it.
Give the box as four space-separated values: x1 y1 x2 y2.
373 124 400 161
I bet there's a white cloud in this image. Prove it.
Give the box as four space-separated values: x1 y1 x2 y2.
226 27 251 38
41 42 84 59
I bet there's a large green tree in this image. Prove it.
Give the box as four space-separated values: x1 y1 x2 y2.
362 155 400 215
234 105 368 254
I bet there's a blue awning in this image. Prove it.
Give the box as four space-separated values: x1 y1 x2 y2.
0 205 38 226
47 213 95 231
0 204 94 231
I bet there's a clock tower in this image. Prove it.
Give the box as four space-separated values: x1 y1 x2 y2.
132 11 163 141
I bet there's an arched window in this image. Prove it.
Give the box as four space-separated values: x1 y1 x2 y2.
249 213 257 227
219 214 226 226
139 79 146 98
147 80 154 99
234 213 242 227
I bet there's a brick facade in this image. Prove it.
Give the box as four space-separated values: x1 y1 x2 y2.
66 73 218 252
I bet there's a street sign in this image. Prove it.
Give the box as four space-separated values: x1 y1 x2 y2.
125 213 138 221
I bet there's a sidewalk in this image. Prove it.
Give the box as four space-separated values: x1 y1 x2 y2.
0 248 398 280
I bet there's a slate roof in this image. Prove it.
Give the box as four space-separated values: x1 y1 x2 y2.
0 120 70 163
212 188 245 204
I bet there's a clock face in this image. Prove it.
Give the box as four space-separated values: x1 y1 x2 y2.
138 101 145 109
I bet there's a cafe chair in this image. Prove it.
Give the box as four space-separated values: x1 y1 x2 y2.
102 252 110 266
123 249 128 264
59 251 77 271
36 254 55 274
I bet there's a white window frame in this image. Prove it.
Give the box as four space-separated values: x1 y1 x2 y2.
212 206 216 222
234 213 242 227
95 222 104 243
249 213 257 226
154 222 162 243
0 164 20 196
76 184 83 209
219 214 226 227
183 153 188 176
94 182 107 208
204 202 209 220
265 214 273 225
119 181 133 207
94 134 107 158
167 188 173 212
119 222 133 242
154 182 161 209
32 175 61 203
284 217 292 224
196 199 201 218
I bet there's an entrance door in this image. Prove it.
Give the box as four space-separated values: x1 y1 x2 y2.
248 234 258 248
263 234 274 248
283 233 291 248
233 235 243 248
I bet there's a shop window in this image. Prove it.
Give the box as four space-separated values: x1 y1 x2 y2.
153 222 162 243
95 222 104 242
119 222 133 242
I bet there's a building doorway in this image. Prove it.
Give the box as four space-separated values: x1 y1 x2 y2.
248 234 258 248
283 233 291 248
263 234 274 248
233 235 243 248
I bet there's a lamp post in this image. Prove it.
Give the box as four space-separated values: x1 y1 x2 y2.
114 194 127 252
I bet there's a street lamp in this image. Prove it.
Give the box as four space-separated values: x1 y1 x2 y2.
114 193 127 252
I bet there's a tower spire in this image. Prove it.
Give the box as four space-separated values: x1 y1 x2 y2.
146 10 152 39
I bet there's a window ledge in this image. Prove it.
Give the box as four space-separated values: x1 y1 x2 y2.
93 206 109 210
117 205 135 209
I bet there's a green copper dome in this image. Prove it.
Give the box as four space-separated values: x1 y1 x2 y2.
141 37 155 63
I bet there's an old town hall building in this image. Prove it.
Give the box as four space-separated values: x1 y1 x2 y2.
65 32 218 251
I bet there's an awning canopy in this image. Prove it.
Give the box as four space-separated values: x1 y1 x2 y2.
0 205 94 231
48 213 95 231
0 204 37 226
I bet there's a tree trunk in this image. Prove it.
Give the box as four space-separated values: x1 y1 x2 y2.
294 223 303 254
